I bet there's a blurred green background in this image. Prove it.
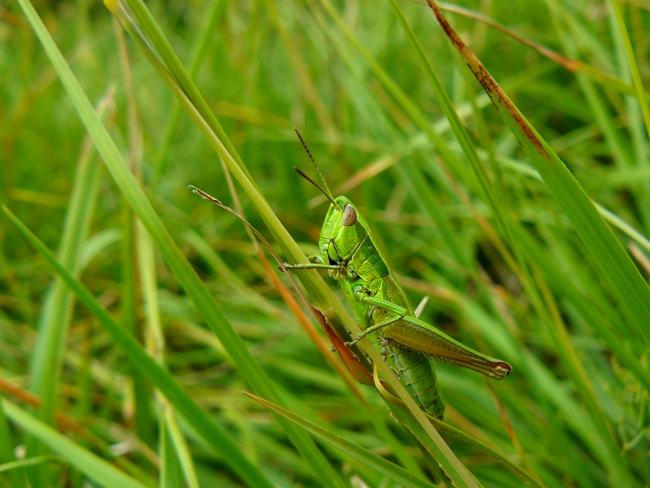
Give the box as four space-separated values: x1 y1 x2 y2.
1 0 650 486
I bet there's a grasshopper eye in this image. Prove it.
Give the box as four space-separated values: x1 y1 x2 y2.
341 204 357 226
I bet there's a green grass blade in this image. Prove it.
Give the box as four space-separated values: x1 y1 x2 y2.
497 155 650 255
151 0 228 192
387 0 512 246
426 1 650 343
2 399 149 488
387 406 544 488
15 1 346 485
164 408 200 488
24 89 107 486
245 392 438 488
608 0 650 142
0 456 61 475
159 421 184 488
315 0 470 188
0 397 28 488
118 0 249 177
27 95 105 422
2 205 274 488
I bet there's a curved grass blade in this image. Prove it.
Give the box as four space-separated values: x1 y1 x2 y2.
243 392 437 488
0 456 61 475
424 1 650 345
608 0 650 142
434 2 649 103
2 206 273 488
22 89 110 487
15 1 344 485
390 407 545 488
2 399 149 488
0 398 28 488
422 3 643 485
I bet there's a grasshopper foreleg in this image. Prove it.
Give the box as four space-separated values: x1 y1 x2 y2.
282 255 339 272
282 261 341 271
344 286 406 346
283 257 357 280
344 314 403 347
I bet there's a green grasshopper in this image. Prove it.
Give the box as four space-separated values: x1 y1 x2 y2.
285 130 511 419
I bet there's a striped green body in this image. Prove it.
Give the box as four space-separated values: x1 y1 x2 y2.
318 196 445 419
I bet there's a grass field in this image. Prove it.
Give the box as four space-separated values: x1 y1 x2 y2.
2 0 650 486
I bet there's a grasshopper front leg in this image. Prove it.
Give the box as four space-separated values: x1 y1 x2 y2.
283 261 341 272
282 255 338 271
351 286 512 380
343 286 407 346
344 313 403 347
283 257 359 280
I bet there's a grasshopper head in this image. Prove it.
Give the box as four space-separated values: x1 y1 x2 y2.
319 196 369 266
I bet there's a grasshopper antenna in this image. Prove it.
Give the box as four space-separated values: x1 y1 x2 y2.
294 128 339 209
188 185 288 270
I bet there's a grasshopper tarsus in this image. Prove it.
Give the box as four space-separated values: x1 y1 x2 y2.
495 362 513 378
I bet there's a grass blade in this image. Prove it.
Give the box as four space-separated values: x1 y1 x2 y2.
608 0 650 142
15 0 346 485
423 2 644 484
244 392 438 488
2 204 274 488
24 89 109 486
3 399 149 488
425 1 650 344
0 397 28 488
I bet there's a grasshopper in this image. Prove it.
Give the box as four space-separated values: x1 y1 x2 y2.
285 130 511 419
